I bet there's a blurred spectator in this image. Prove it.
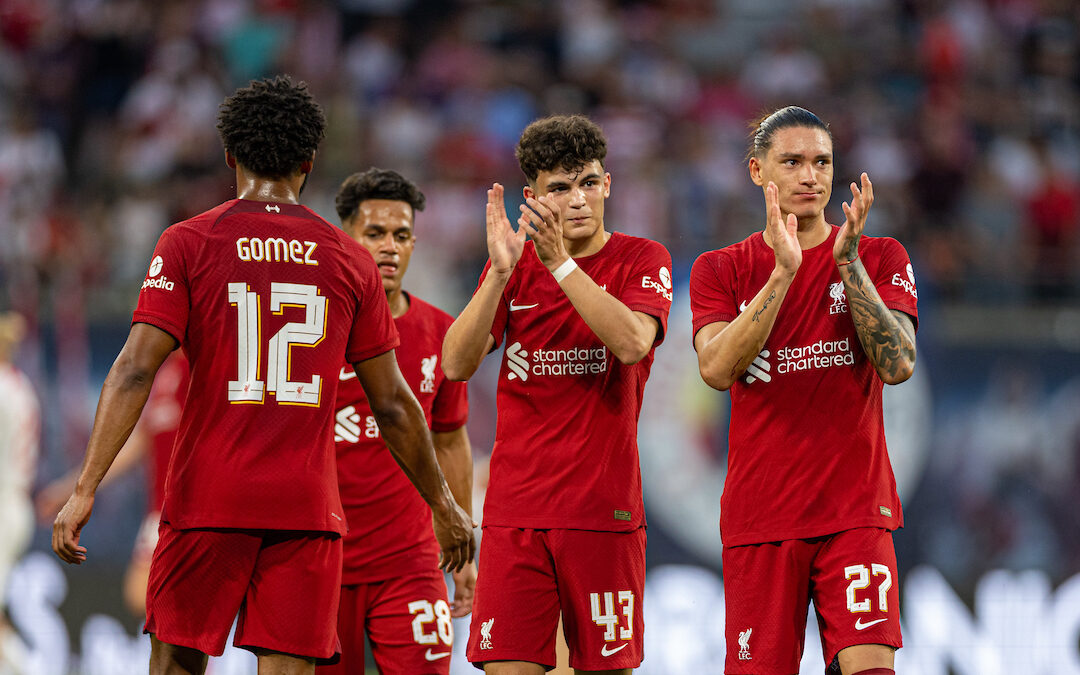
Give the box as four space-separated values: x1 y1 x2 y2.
1023 137 1079 300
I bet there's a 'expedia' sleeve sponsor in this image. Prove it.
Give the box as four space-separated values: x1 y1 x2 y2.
615 237 673 345
132 225 191 344
689 249 739 344
869 237 919 331
344 240 400 365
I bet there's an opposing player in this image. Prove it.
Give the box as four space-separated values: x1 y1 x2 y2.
0 312 38 673
51 76 474 675
321 167 476 675
442 115 673 674
690 106 918 675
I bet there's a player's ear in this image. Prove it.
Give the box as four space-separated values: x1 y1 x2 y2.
603 172 611 198
300 153 315 175
748 157 764 186
224 151 237 169
523 184 536 200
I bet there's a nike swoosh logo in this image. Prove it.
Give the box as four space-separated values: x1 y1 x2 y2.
600 643 629 657
339 366 356 381
854 617 888 630
509 300 539 311
739 300 749 313
424 649 451 661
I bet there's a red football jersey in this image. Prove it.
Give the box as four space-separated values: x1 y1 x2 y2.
132 199 399 534
142 350 190 512
689 226 919 547
478 232 673 532
333 294 468 584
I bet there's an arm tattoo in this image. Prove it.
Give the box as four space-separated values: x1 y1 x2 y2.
842 265 916 382
752 291 776 323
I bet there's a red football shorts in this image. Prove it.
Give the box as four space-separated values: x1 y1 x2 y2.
318 568 452 675
467 526 645 671
144 521 343 661
722 527 902 674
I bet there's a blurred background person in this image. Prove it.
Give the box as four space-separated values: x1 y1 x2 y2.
0 312 39 674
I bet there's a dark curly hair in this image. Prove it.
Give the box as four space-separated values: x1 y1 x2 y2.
746 106 832 161
335 168 426 223
216 75 326 180
515 115 607 184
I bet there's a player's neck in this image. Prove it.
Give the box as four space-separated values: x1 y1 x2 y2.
795 217 830 249
386 289 409 319
234 167 307 204
564 227 610 258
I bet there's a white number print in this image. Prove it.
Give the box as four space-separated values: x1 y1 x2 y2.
227 282 327 405
590 591 635 641
844 563 893 613
408 599 453 646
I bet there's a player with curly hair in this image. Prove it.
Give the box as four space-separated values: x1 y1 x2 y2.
51 76 475 675
443 115 673 674
321 167 476 674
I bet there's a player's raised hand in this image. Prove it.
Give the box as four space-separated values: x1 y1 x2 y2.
52 490 93 564
765 182 801 277
834 172 874 265
486 183 526 276
519 194 567 270
432 500 477 574
450 560 477 617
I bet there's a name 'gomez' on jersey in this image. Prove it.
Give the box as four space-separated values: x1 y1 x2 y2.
689 226 919 547
480 232 672 532
333 294 467 584
133 199 399 535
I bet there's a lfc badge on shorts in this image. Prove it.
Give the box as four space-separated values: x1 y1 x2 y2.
480 617 494 650
738 627 752 660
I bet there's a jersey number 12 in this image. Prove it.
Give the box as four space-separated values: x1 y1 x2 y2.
227 282 327 405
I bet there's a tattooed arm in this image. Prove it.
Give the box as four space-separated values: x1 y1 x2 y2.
833 172 916 384
838 262 916 384
695 276 793 391
695 183 800 390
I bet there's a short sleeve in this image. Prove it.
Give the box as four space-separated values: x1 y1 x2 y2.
132 225 191 344
689 250 738 343
614 239 673 345
870 238 919 331
475 259 511 351
345 250 400 364
430 376 468 432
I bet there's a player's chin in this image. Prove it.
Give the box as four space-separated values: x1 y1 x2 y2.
563 219 598 238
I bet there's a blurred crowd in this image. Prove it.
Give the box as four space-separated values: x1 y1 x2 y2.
1 0 1078 326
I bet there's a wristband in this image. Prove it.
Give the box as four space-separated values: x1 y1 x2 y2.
837 255 859 267
552 257 578 283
